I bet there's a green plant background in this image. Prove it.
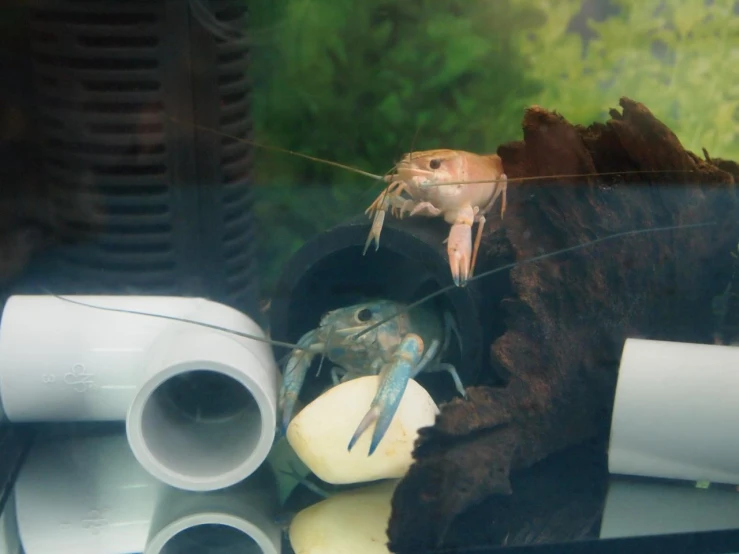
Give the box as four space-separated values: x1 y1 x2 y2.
247 0 739 296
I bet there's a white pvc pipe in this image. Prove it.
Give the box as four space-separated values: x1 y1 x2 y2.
0 295 279 491
609 338 739 486
0 492 20 554
13 433 281 554
600 477 739 538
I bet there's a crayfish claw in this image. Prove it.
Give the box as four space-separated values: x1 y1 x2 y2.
447 205 475 287
279 329 320 434
447 222 471 287
347 334 423 456
347 405 381 454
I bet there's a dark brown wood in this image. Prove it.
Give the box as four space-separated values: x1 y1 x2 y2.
387 97 738 553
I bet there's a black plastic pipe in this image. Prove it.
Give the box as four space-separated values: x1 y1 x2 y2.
269 213 511 407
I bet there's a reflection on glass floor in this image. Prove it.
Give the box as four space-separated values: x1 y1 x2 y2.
2 432 280 554
600 476 739 539
3 431 739 554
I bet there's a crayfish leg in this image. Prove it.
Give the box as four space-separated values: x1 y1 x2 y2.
278 329 322 435
469 214 486 280
363 182 411 255
499 174 508 219
410 337 441 377
411 336 467 399
430 362 467 399
279 462 332 499
347 333 424 456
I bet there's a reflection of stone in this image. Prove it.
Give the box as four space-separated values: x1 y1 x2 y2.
289 480 398 554
286 376 438 485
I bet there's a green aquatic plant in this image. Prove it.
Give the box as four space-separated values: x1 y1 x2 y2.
247 0 739 295
248 0 543 292
510 0 739 159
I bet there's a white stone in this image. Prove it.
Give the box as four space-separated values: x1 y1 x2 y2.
286 375 438 485
289 480 398 554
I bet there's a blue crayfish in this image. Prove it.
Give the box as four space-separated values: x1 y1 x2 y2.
278 299 467 456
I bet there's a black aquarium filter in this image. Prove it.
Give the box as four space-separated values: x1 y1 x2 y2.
269 215 511 406
22 0 260 319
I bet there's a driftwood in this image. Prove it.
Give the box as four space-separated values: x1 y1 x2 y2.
386 98 738 552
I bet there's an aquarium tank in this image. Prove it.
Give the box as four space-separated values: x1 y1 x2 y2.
1 0 739 553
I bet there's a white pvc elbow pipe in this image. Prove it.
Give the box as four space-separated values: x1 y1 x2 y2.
13 433 281 554
0 295 279 492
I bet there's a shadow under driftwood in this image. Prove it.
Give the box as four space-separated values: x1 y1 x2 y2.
441 437 610 550
387 97 739 553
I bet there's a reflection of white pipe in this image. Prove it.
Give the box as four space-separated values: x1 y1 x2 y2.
14 434 158 554
145 476 280 554
600 477 739 538
0 492 20 554
609 338 739 486
13 433 281 554
0 295 279 491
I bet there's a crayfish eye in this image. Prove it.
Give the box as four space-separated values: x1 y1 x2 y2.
429 158 442 170
356 308 373 322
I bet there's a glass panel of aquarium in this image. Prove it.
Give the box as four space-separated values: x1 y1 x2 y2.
1 1 738 553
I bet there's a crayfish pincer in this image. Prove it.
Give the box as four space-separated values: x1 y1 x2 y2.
277 299 466 456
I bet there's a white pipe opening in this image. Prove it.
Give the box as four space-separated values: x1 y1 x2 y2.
0 295 279 492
